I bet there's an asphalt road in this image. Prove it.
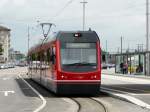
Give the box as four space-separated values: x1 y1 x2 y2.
0 67 41 112
0 67 149 112
102 72 150 106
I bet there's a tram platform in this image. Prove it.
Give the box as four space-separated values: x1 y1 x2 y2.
102 68 150 80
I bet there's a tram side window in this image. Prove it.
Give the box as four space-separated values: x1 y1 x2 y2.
29 55 32 68
31 53 36 69
46 49 51 65
36 53 40 69
50 47 56 64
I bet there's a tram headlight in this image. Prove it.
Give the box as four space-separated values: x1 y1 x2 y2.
91 75 97 79
61 75 65 78
61 75 67 79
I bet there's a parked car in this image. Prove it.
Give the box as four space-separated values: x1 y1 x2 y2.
102 63 108 69
7 63 15 68
0 64 8 69
107 64 115 68
101 63 115 69
17 61 27 67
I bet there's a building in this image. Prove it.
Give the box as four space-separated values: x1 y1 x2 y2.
9 48 26 62
0 26 11 63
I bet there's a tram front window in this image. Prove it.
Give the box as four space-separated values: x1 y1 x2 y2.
61 43 97 72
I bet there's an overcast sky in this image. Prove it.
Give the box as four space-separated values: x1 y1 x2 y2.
0 0 147 53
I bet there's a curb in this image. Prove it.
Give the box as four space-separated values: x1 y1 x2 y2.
102 72 150 80
18 74 47 112
101 87 150 110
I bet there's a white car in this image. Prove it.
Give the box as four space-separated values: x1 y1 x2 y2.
0 64 8 69
7 63 15 68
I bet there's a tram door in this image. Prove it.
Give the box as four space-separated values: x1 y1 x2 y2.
49 46 57 91
51 46 56 80
40 52 47 85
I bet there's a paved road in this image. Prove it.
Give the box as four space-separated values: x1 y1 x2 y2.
102 72 150 106
0 67 149 112
24 75 148 112
0 67 41 112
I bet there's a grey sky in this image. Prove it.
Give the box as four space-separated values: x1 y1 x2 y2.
0 0 147 53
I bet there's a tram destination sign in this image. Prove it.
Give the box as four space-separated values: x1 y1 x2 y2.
66 43 91 48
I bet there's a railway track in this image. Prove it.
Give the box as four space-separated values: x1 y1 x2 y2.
71 97 107 112
21 75 107 112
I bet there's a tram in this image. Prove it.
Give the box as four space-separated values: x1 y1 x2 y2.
28 31 101 94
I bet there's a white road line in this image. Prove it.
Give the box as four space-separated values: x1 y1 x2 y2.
18 74 46 112
4 91 15 96
101 87 150 109
131 93 150 96
0 91 15 96
101 87 131 94
105 85 148 93
2 77 10 81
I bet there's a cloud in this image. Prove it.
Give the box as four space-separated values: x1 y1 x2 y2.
13 0 26 6
0 0 147 53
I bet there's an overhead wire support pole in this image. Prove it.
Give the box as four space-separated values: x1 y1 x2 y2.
120 36 123 63
27 26 30 64
146 0 150 75
106 40 108 64
80 0 88 31
28 26 30 54
121 36 123 54
146 0 149 52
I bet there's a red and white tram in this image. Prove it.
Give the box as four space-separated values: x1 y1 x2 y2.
28 31 101 94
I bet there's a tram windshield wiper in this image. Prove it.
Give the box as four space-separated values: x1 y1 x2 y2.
64 62 96 66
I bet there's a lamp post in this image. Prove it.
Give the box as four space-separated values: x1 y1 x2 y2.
146 0 150 75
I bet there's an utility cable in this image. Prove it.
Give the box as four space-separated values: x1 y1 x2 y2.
51 0 75 21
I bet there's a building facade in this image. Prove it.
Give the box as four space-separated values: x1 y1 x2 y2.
0 26 11 63
9 48 26 62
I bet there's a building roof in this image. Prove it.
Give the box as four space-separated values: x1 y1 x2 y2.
0 26 11 31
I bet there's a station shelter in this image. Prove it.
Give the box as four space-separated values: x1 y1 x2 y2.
115 52 150 75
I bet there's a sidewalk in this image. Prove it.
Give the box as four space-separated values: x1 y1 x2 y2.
102 68 150 80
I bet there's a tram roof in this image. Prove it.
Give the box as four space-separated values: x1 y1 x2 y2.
28 30 99 55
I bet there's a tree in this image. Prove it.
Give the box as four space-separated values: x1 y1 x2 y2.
0 44 3 55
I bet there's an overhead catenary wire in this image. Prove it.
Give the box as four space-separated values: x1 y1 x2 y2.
51 0 75 21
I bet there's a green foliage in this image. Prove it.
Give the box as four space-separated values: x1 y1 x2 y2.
0 45 3 55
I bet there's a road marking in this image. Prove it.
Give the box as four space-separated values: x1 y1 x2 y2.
2 77 10 81
102 74 150 84
0 91 15 96
101 87 131 94
131 93 150 96
101 87 150 109
104 85 149 93
18 74 46 112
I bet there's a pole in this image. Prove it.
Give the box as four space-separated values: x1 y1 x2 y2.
106 40 108 64
80 0 88 31
121 36 123 54
120 36 123 63
27 26 30 64
28 26 30 54
146 0 150 75
146 0 149 51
